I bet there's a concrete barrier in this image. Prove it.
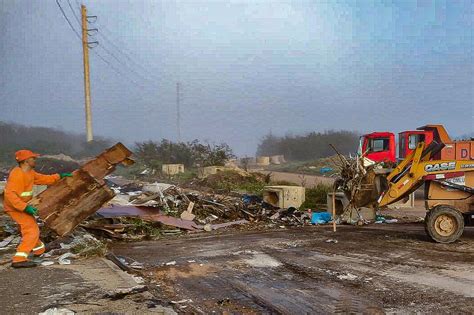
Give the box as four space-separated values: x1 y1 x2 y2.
256 156 270 166
263 185 305 209
162 164 185 176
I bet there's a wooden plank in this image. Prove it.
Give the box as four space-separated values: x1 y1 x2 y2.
82 142 133 178
30 143 133 236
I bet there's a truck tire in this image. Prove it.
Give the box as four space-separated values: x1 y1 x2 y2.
425 205 464 243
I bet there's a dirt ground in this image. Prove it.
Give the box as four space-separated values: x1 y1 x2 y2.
112 223 474 314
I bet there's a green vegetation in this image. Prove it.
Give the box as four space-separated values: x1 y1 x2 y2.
126 218 163 237
267 156 341 176
202 170 267 195
71 238 108 258
134 139 235 171
0 121 112 167
257 130 358 161
301 183 332 210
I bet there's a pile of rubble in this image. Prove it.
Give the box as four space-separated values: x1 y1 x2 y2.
79 177 313 239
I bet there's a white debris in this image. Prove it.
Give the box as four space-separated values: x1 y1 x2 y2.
132 275 145 284
337 273 358 281
130 261 144 269
143 182 174 193
165 261 176 266
58 252 77 265
171 299 193 304
38 307 75 315
40 261 55 266
325 239 338 243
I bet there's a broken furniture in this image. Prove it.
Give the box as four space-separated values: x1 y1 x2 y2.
30 143 134 236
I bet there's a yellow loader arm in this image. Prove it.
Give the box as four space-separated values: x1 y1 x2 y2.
378 142 474 207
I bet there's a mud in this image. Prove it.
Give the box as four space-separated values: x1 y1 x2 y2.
112 224 474 314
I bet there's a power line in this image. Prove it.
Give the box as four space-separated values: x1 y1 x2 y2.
91 50 144 88
67 0 81 25
56 0 81 40
96 31 160 81
92 37 155 85
176 82 181 142
55 1 149 88
94 23 161 81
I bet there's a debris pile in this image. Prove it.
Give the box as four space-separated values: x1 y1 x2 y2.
36 154 80 174
78 178 314 239
186 169 268 193
334 155 389 209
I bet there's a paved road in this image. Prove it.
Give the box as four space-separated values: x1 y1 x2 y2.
112 224 474 314
0 258 175 314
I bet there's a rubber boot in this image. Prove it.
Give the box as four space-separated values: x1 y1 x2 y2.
11 261 38 268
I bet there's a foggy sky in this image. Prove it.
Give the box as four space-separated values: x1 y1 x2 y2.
1 0 473 155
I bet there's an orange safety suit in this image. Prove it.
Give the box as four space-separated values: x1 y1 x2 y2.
3 167 60 262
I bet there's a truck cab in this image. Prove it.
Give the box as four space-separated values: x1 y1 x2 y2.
359 125 473 164
398 130 433 161
359 132 396 164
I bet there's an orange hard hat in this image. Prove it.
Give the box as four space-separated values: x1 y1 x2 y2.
15 150 40 162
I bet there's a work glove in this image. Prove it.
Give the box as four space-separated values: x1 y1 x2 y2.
59 173 73 179
25 205 38 216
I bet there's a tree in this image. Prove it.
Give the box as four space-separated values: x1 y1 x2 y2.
256 130 359 161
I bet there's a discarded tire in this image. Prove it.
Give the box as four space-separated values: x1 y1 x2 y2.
425 205 464 243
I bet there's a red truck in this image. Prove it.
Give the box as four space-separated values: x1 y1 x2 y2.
359 125 473 164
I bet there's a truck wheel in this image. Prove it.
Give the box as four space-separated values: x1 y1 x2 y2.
425 206 464 243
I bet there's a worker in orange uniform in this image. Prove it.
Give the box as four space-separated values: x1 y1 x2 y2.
3 150 73 268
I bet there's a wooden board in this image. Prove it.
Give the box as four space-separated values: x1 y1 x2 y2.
29 143 133 236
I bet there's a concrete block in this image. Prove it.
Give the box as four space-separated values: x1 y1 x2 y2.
256 156 270 166
263 185 305 209
270 155 285 165
198 166 227 178
162 164 185 176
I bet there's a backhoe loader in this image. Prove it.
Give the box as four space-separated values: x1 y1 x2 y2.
377 141 474 243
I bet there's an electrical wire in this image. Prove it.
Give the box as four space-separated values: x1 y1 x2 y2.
93 39 156 85
91 50 144 88
95 23 161 81
67 0 81 25
55 1 153 89
56 0 81 40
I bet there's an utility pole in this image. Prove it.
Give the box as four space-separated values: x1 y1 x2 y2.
81 5 93 142
176 82 181 142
